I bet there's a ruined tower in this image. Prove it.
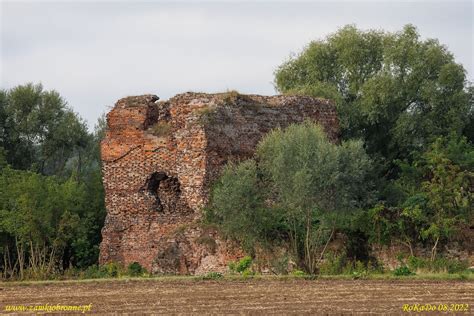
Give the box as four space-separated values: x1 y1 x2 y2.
99 92 339 274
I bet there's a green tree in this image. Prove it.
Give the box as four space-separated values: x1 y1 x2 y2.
275 25 471 172
206 160 281 254
257 122 373 273
464 85 474 143
0 166 86 278
365 136 473 258
420 139 472 261
207 122 373 273
0 84 106 279
0 83 89 176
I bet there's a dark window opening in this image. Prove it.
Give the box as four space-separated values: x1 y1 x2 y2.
144 172 181 213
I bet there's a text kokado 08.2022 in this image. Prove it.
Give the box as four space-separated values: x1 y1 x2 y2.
402 303 469 313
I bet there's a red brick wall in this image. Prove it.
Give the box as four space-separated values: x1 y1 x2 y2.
99 92 339 274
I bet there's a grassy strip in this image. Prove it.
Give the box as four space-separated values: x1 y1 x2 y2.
317 273 474 281
1 272 472 287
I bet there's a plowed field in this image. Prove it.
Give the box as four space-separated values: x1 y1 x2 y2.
1 279 473 314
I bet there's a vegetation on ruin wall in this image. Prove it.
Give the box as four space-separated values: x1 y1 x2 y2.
207 25 473 274
196 90 263 125
148 121 172 138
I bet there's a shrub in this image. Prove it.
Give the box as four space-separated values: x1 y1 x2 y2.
407 256 469 274
228 261 237 273
235 256 253 273
449 261 470 274
241 269 255 279
319 252 384 276
62 268 81 279
393 265 415 276
354 260 366 274
229 256 253 274
127 262 147 277
82 265 109 279
270 255 290 275
433 258 469 274
407 255 424 271
319 252 348 275
367 260 385 274
104 262 120 277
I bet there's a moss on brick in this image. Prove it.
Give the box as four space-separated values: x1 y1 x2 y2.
149 121 172 137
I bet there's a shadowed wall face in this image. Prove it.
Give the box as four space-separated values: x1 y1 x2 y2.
99 92 339 274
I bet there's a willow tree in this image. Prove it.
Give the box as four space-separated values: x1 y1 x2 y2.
208 122 373 273
275 25 471 170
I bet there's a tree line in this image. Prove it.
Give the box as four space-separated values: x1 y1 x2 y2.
0 84 106 279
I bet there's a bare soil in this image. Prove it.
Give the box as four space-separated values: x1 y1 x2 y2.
1 278 473 314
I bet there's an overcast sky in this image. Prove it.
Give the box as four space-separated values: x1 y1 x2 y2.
1 0 473 129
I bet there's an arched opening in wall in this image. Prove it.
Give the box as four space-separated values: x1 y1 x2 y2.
144 172 182 213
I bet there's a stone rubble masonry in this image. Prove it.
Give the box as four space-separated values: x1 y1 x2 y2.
99 92 340 274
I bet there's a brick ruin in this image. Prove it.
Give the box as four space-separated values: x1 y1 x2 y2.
99 92 339 274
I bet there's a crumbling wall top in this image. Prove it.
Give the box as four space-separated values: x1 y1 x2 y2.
115 94 159 108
